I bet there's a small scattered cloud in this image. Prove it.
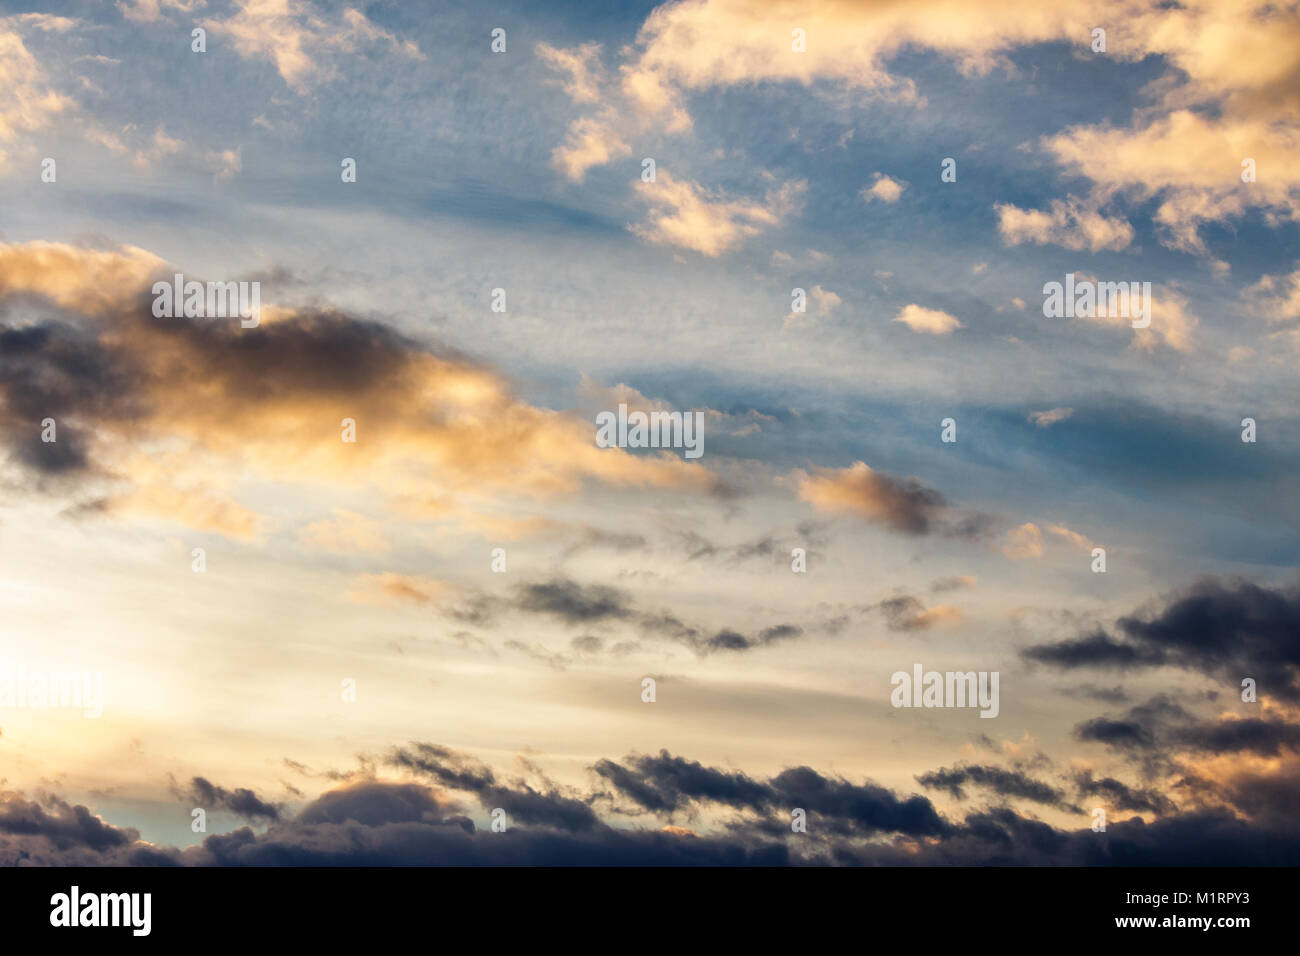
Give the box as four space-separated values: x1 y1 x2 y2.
860 173 906 204
631 172 805 257
1029 407 1073 428
893 304 962 335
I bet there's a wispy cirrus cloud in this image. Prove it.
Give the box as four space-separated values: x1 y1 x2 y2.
203 0 421 94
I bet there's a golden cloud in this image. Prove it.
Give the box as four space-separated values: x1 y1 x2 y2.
0 240 718 542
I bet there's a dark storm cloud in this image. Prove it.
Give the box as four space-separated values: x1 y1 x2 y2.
916 764 1078 811
1072 770 1176 815
1075 716 1157 750
188 778 788 865
1218 766 1300 827
177 793 1300 866
1172 716 1300 757
0 791 181 866
0 296 444 492
385 742 496 793
0 321 142 475
0 792 139 853
1023 630 1167 669
296 781 465 829
593 750 951 838
1072 694 1300 768
593 751 771 815
6 741 1300 866
174 777 281 822
769 766 952 837
1072 695 1193 764
386 742 599 832
145 305 436 402
1023 578 1300 699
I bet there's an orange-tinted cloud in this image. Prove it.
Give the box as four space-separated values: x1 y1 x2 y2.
0 240 718 542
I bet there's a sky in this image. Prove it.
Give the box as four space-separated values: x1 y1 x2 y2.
0 0 1298 865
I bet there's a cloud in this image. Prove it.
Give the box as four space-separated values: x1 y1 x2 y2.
1060 683 1130 704
117 0 204 25
175 776 281 822
877 595 964 632
1023 578 1300 700
540 0 1299 258
437 576 806 657
1070 281 1199 353
810 285 841 315
1029 407 1073 428
796 461 991 538
893 304 962 335
1001 521 1094 558
0 240 165 311
861 173 906 203
1025 632 1166 670
1001 522 1044 560
8 735 1300 864
0 240 716 540
917 764 1079 811
515 579 634 624
536 42 604 104
1244 266 1300 324
604 0 1112 141
631 171 805 256
795 462 943 534
132 124 243 182
551 115 631 181
1072 770 1175 815
1070 694 1300 783
1045 523 1093 552
386 743 601 832
995 197 1134 252
784 284 841 329
1044 109 1300 256
0 18 77 166
0 792 166 865
595 750 951 838
203 0 420 95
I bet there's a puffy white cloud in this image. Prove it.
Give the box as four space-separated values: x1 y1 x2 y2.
894 304 962 335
